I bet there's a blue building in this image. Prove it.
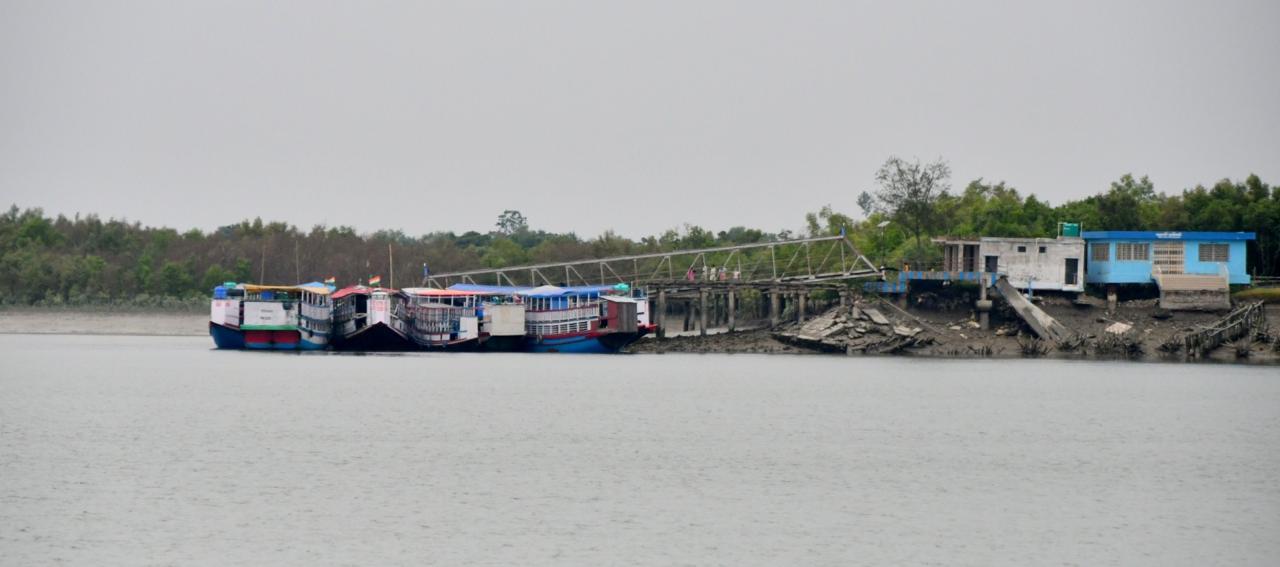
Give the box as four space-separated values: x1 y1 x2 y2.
1083 231 1255 285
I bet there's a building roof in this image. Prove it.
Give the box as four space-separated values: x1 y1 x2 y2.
1082 231 1256 241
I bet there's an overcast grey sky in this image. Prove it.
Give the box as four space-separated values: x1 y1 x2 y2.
2 0 1277 238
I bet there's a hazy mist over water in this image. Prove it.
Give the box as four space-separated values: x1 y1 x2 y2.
2 334 1278 565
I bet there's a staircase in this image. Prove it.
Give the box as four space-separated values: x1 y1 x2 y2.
1153 265 1231 311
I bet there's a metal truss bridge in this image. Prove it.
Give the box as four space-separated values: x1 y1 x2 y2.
421 235 883 291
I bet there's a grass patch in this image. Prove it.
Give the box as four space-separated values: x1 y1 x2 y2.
1233 287 1280 303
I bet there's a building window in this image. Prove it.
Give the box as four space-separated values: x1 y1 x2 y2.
1116 243 1150 261
1091 243 1109 261
1038 246 1046 254
1199 243 1230 263
1017 245 1026 253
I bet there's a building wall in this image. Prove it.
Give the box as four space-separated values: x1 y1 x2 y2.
1184 241 1250 284
1085 241 1152 284
1086 240 1251 285
979 237 1085 292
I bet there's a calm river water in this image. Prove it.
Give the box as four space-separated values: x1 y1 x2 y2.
1 334 1278 565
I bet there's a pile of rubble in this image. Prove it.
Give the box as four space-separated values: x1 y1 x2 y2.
775 301 933 355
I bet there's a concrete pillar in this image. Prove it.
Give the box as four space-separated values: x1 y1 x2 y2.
683 300 692 332
839 289 849 311
977 280 991 330
728 288 737 332
769 288 781 327
898 281 910 309
699 288 709 336
797 292 807 323
656 289 667 339
1107 285 1117 312
713 292 722 326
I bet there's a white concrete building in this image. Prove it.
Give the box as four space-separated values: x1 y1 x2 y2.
936 236 1085 293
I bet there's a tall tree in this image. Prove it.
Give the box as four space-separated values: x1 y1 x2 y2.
495 210 528 235
872 156 951 252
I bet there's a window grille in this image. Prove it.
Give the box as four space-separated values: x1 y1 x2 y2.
1116 243 1149 261
1090 243 1109 261
1198 243 1229 263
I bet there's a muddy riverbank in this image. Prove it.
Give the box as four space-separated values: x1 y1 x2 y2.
628 298 1280 364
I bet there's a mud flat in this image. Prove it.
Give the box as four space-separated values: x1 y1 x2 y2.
0 309 207 336
629 297 1280 365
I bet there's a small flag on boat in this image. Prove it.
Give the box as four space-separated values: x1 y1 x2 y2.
369 275 382 286
324 276 336 286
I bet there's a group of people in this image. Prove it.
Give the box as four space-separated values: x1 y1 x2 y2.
685 266 741 282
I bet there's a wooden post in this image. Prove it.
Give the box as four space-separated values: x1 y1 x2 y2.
728 287 737 332
683 300 692 332
699 288 709 336
656 288 667 339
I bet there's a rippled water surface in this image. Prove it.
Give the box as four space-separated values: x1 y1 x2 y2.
2 334 1278 565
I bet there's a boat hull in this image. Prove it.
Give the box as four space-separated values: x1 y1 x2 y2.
242 329 326 350
333 323 415 351
525 331 645 353
409 336 483 351
480 335 525 352
209 322 245 349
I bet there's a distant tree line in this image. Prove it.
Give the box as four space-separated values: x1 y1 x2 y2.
1 162 1275 306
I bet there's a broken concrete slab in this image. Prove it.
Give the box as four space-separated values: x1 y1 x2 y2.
1105 321 1133 335
893 325 922 337
864 308 890 325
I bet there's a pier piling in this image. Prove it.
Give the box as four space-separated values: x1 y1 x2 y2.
699 289 709 336
656 289 667 339
728 288 737 332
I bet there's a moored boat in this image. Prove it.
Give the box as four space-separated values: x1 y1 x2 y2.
331 286 414 351
521 285 649 353
450 283 653 353
209 282 333 350
401 288 486 350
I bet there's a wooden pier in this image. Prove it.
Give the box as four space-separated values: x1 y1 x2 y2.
1183 301 1267 358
